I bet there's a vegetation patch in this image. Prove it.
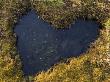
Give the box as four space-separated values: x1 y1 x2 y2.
31 0 75 29
0 0 30 81
0 0 110 82
31 0 110 29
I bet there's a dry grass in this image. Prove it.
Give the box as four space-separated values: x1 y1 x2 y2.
0 0 110 82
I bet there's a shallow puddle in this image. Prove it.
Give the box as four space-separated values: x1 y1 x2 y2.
14 10 99 75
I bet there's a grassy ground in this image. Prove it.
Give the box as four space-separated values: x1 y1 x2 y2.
32 0 110 29
0 0 110 82
31 0 75 29
0 0 30 81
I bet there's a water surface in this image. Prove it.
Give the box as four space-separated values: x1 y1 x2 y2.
14 10 99 75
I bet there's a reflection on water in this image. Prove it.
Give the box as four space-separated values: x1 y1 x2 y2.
14 10 99 75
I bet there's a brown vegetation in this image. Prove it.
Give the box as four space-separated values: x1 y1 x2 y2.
0 0 110 82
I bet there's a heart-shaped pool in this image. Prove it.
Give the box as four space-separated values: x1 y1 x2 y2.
14 10 99 75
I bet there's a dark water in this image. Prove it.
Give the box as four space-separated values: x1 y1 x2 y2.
14 10 99 75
